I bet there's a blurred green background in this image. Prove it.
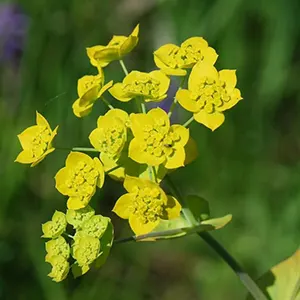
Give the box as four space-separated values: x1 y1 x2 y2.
0 0 299 299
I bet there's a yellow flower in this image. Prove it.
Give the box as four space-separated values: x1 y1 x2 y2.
45 236 70 261
55 152 105 210
15 112 58 167
42 211 67 239
72 72 113 118
86 24 139 68
112 176 181 235
89 109 129 159
109 70 170 103
46 255 69 282
66 206 95 229
72 232 100 267
129 108 189 169
80 215 110 239
176 62 242 131
154 37 218 76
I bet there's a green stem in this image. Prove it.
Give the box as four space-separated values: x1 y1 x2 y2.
106 165 122 174
164 175 268 300
101 96 114 110
119 60 129 76
168 76 186 119
183 116 194 128
72 147 100 153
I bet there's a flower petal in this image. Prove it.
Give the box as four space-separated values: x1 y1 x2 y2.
189 62 218 90
17 125 39 149
150 70 170 97
176 89 198 112
170 125 189 147
128 138 148 165
93 157 105 188
163 196 182 220
123 175 146 193
129 215 159 235
194 110 225 131
98 80 113 98
86 46 109 68
100 152 126 182
164 146 185 169
15 150 34 164
72 99 93 118
55 167 70 196
93 47 120 64
130 113 152 138
36 111 50 128
147 108 170 132
89 128 102 151
120 24 139 56
31 148 55 167
109 83 132 102
105 109 129 124
202 46 218 65
218 88 242 112
67 196 89 210
181 37 208 49
219 70 237 93
66 152 93 168
112 194 132 219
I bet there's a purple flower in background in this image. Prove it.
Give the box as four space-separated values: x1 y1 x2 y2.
0 4 27 65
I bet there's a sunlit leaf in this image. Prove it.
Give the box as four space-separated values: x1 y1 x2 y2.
186 195 210 221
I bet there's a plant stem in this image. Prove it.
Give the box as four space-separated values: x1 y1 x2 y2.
119 60 129 76
101 96 114 110
199 231 268 300
183 116 194 128
168 76 186 118
106 165 122 174
72 147 100 153
164 175 268 300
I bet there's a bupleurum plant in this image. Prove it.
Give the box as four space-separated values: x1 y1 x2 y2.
15 24 270 299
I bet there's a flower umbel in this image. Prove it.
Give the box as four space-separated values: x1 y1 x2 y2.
55 152 105 210
45 236 70 261
154 37 218 76
66 206 95 229
129 108 189 169
109 70 170 102
89 109 129 159
46 255 69 282
113 176 181 235
176 62 242 130
72 72 113 118
42 211 67 239
15 111 58 167
87 24 139 68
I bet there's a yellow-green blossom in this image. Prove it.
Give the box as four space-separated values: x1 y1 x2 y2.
46 255 69 282
87 24 139 68
89 109 129 159
176 62 242 131
129 108 189 169
66 206 95 229
113 176 182 235
109 70 170 103
154 37 218 76
42 211 67 239
45 236 70 261
81 215 109 239
15 112 58 167
55 152 105 210
72 232 100 267
72 72 113 118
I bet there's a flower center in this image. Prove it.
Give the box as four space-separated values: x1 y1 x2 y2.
30 126 51 158
97 124 125 156
140 120 180 158
124 75 160 98
66 161 99 196
177 43 204 66
191 78 229 113
131 186 164 224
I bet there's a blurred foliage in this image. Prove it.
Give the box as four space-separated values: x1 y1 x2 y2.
0 0 300 299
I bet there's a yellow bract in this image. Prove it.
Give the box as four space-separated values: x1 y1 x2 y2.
86 24 139 68
72 72 113 118
154 37 218 76
15 112 58 167
129 108 189 169
55 152 105 210
46 255 69 282
89 109 129 159
109 70 170 103
113 176 181 235
176 62 242 131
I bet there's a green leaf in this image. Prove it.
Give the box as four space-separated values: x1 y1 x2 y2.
247 249 300 300
200 214 232 230
72 263 90 279
186 195 210 221
94 221 114 269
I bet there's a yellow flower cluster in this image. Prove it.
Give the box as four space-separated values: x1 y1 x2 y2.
15 24 238 282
